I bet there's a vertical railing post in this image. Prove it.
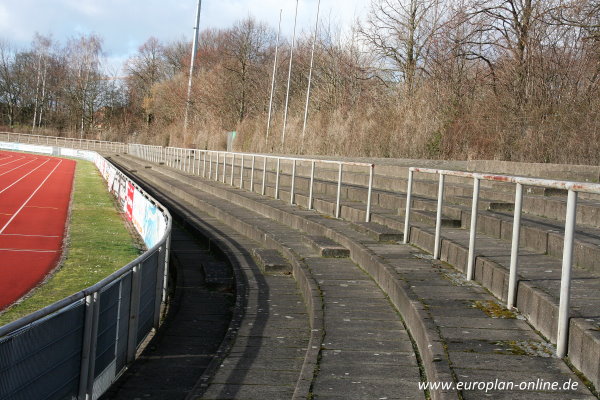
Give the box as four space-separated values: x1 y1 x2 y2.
433 172 445 259
403 169 414 244
222 152 226 183
203 151 207 178
507 182 524 309
557 189 578 358
290 159 296 204
308 161 315 210
466 176 480 281
215 152 219 181
230 154 235 186
335 162 343 218
262 157 267 195
154 246 166 329
275 158 281 199
366 164 374 223
250 155 255 192
78 292 100 400
240 155 245 189
127 264 142 363
162 232 171 303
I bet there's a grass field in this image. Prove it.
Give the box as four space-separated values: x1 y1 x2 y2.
0 159 142 325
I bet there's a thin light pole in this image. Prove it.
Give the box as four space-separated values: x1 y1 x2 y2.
281 0 299 149
184 0 202 132
266 9 283 144
301 0 321 147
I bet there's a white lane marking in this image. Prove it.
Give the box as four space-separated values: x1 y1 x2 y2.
0 159 63 235
0 233 60 238
0 158 38 177
0 158 50 194
0 248 59 253
0 156 25 167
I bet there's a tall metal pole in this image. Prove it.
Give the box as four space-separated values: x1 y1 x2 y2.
266 10 283 144
281 0 299 150
184 0 202 132
301 0 320 147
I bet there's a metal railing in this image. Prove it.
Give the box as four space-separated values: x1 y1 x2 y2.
5 132 596 362
403 167 600 358
128 144 375 222
0 147 171 400
0 131 127 153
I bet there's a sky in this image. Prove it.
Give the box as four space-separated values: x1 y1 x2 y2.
0 0 368 73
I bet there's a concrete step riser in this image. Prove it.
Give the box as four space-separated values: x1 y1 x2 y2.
463 211 600 274
252 249 292 274
233 171 600 274
127 155 600 395
353 223 404 242
243 175 600 390
235 167 600 230
406 224 599 390
231 171 600 240
171 166 600 275
114 158 325 400
127 159 458 399
303 236 350 258
259 174 600 275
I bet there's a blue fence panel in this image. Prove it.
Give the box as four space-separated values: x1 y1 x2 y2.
137 251 159 345
0 300 85 400
94 279 121 377
116 272 132 372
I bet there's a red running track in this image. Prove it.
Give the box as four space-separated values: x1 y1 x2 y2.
0 150 76 310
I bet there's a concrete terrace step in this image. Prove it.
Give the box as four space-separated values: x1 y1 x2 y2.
258 173 600 275
447 194 514 212
107 157 315 400
303 235 350 258
353 221 404 242
412 209 462 228
257 169 600 390
118 154 598 398
111 155 426 400
234 162 600 232
252 248 292 274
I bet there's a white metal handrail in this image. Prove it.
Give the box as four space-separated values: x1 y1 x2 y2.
129 145 375 222
404 167 600 358
0 131 127 153
7 132 595 361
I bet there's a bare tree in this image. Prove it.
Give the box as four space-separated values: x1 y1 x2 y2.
63 34 104 136
359 0 446 94
31 33 53 131
125 37 168 125
221 17 273 123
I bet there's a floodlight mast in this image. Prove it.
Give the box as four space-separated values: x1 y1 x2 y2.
301 0 321 147
266 9 283 144
281 0 299 149
184 0 202 132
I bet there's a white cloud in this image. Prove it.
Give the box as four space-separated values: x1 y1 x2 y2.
61 0 104 17
0 0 368 61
